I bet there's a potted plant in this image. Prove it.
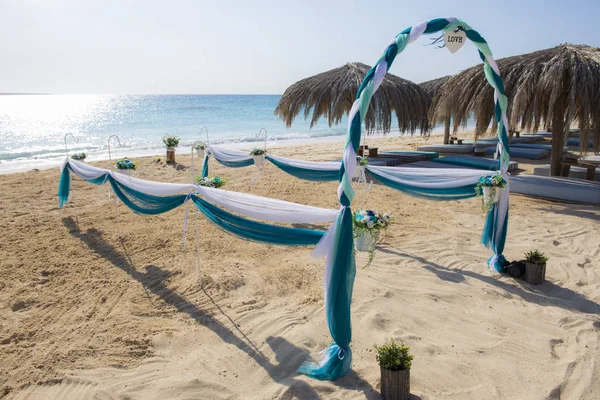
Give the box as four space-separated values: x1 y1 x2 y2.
194 142 207 159
524 250 548 285
162 135 181 163
196 175 226 188
376 339 413 400
249 148 266 168
115 159 137 176
71 152 87 161
357 155 369 167
475 173 507 213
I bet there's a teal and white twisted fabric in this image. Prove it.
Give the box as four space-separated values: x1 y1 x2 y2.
299 17 511 381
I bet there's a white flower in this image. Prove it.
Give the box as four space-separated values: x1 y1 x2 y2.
360 210 367 216
374 213 380 219
383 214 392 222
366 219 374 229
377 219 385 226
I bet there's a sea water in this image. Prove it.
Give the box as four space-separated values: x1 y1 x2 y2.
0 94 452 174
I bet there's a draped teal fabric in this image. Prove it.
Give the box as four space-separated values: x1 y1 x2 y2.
58 166 71 208
298 207 355 380
265 155 339 182
366 168 477 201
191 196 325 246
108 177 189 215
481 202 509 272
58 160 327 246
213 157 254 168
58 165 108 208
201 154 209 178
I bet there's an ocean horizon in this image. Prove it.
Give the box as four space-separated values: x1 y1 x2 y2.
0 94 458 174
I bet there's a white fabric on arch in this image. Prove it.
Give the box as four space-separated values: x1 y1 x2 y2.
196 185 338 224
208 146 253 164
366 165 490 188
266 154 341 171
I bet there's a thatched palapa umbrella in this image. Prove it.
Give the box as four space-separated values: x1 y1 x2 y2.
430 44 600 176
275 62 430 135
419 76 451 143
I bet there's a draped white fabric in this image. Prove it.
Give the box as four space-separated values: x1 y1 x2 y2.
64 158 338 224
207 146 253 163
366 165 490 188
266 154 341 171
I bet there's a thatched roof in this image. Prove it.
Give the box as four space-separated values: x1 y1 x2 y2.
419 76 451 98
431 44 600 152
275 62 431 135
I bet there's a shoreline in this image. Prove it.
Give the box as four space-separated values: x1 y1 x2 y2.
0 128 450 175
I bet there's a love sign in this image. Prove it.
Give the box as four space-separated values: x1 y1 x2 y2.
444 30 466 54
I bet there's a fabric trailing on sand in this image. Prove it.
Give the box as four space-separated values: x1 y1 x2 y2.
298 17 511 380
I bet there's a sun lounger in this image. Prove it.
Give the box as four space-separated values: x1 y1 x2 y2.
533 164 600 182
377 152 428 163
485 146 548 159
511 143 566 151
520 132 553 138
567 138 594 148
432 155 519 171
416 144 474 154
385 150 439 159
509 175 600 204
397 161 467 169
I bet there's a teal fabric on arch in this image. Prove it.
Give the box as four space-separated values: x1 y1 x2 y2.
265 156 339 182
58 165 71 208
191 196 325 246
366 168 477 201
108 176 188 215
201 154 209 178
212 157 254 168
481 202 509 272
58 163 109 208
298 207 355 380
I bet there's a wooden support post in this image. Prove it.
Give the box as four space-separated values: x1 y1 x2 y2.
443 118 451 145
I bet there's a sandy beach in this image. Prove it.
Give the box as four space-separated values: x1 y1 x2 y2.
1 134 599 399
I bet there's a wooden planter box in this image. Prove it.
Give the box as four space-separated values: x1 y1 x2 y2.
166 147 176 163
525 261 546 285
381 367 410 400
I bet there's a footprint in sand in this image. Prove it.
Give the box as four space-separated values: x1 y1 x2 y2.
550 338 564 359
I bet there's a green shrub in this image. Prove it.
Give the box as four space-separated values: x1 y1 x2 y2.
375 339 413 371
162 135 181 148
525 250 548 265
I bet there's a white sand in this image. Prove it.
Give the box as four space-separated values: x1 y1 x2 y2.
1 135 599 399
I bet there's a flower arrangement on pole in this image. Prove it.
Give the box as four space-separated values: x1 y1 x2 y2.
196 175 226 188
115 159 137 176
194 142 207 159
353 209 392 267
249 148 266 168
475 173 507 213
71 152 87 161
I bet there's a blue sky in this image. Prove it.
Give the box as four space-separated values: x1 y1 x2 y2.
1 0 598 94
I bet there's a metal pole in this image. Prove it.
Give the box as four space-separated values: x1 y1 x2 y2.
64 133 79 157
